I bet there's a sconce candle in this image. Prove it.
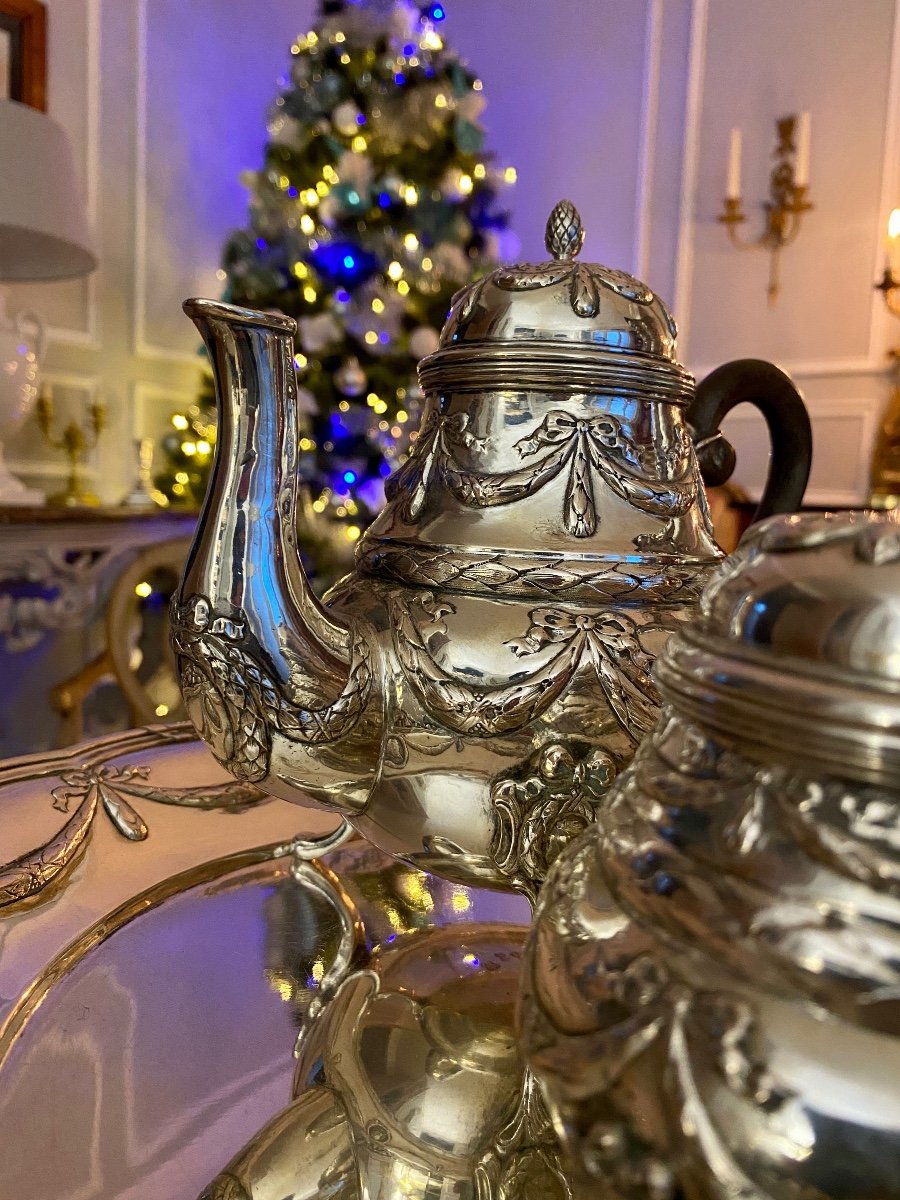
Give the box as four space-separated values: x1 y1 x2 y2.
727 127 742 199
887 207 900 276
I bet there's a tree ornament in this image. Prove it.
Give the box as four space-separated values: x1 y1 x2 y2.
333 101 363 136
408 326 440 358
335 356 367 397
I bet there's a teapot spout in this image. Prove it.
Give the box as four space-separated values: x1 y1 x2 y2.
172 299 381 814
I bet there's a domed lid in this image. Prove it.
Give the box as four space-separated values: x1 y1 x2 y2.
417 200 693 403
657 511 900 783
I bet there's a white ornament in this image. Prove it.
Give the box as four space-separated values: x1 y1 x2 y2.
408 326 441 359
456 92 487 124
298 313 341 353
333 101 362 136
295 386 318 415
433 242 471 281
337 151 373 190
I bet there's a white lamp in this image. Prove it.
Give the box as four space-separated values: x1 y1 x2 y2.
0 99 97 505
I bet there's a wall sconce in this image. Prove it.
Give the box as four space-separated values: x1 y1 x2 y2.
717 113 813 305
870 208 900 507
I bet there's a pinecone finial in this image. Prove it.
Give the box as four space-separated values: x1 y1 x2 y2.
545 200 584 261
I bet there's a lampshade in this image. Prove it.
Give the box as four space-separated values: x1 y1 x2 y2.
0 100 97 281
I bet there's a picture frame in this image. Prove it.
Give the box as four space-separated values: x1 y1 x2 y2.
0 0 46 111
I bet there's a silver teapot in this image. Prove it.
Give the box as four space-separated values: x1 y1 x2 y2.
521 509 900 1198
172 200 810 893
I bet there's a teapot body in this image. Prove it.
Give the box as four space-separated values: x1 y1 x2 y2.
335 376 720 894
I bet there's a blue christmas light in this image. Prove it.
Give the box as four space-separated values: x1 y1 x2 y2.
422 2 446 20
394 73 406 85
356 113 366 125
343 470 356 484
378 191 392 208
287 186 298 197
336 288 351 303
378 331 390 344
309 241 379 286
256 237 267 250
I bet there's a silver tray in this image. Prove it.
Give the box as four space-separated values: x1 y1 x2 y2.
0 724 532 1199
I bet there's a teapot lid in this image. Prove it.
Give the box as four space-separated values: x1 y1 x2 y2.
417 200 693 403
657 510 900 784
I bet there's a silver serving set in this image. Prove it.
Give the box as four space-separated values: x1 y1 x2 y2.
166 200 900 1199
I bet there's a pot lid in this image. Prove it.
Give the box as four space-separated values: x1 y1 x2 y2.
657 511 900 783
417 200 693 402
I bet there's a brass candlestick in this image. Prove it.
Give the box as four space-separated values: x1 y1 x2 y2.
718 114 814 305
870 259 900 507
36 387 106 507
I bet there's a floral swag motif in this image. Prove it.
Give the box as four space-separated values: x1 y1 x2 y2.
388 407 697 537
389 593 664 743
170 594 373 783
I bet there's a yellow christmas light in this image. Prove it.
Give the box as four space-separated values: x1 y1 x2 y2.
278 174 290 190
175 471 189 484
299 437 315 451
387 260 403 280
182 442 197 456
340 52 351 65
473 79 483 91
422 256 433 271
371 298 385 313
351 135 366 151
397 409 409 423
155 704 169 717
421 29 442 50
364 330 378 345
134 581 152 598
292 262 308 279
403 185 419 205
397 279 410 295
504 166 517 183
473 163 486 179
338 400 350 412
171 413 189 430
404 233 419 251
303 284 317 302
322 165 338 184
293 351 308 367
334 30 346 42
197 439 211 455
300 214 316 235
316 179 330 195
346 525 361 541
459 174 473 194
434 94 448 109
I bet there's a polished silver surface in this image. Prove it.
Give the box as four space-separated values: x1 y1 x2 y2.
173 201 806 894
198 832 568 1200
521 511 900 1198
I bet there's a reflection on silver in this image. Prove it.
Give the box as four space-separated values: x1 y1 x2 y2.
199 836 564 1200
173 201 810 895
522 511 900 1198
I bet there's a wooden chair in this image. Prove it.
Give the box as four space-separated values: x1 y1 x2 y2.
50 538 191 746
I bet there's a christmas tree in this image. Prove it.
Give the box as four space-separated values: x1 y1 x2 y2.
155 0 514 546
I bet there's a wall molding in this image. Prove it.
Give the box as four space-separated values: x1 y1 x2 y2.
47 0 101 351
671 0 708 358
133 0 200 366
633 0 663 279
722 394 881 506
132 381 200 440
689 355 893 381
